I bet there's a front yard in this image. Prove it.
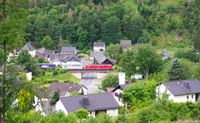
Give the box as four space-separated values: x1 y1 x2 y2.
34 71 80 84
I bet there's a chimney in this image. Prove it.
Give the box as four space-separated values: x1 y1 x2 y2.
119 72 125 85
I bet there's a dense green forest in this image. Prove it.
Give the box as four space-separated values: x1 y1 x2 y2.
22 0 200 50
1 0 200 123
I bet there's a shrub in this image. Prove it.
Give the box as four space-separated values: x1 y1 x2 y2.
101 74 119 90
53 70 58 76
75 109 89 119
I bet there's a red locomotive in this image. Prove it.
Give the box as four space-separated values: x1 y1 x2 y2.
84 64 112 70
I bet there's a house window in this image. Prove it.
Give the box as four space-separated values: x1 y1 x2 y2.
191 95 194 99
187 95 189 99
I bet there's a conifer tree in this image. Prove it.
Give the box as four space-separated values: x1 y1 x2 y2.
168 60 186 81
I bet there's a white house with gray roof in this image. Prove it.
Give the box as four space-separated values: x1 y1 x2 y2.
156 80 200 103
93 42 105 52
20 42 36 57
55 93 120 117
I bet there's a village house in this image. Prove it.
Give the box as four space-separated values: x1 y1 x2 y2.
20 42 36 57
61 54 82 69
112 72 127 106
55 93 120 117
34 82 87 115
156 80 200 103
90 51 113 65
120 40 132 50
48 53 82 69
93 42 105 52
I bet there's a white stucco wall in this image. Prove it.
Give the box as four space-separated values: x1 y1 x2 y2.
106 109 118 117
62 61 82 69
29 50 36 57
173 94 196 103
55 100 68 114
113 89 124 106
26 72 32 81
34 96 48 116
93 46 105 52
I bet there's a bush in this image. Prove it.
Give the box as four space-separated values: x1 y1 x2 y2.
75 109 89 119
175 50 200 62
101 74 119 90
53 70 58 76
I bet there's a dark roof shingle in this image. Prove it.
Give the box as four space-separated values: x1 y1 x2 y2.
21 42 35 51
61 47 76 54
60 93 119 112
163 80 200 96
94 42 105 47
48 82 85 96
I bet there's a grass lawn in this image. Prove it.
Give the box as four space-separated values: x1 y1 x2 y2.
36 71 80 83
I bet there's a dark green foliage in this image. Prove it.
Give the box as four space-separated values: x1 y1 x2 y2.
122 15 144 43
53 70 58 76
123 81 156 106
101 16 122 44
17 51 31 64
38 57 46 63
118 49 137 77
0 49 4 66
184 0 200 51
168 59 186 81
102 74 119 90
41 36 53 49
105 44 122 61
136 45 163 79
175 50 200 62
50 91 60 105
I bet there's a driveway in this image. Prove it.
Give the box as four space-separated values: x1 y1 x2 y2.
80 79 103 94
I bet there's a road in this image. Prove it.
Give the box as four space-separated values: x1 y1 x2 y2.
80 79 103 94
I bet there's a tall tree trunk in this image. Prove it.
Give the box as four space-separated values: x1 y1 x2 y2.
1 0 7 123
2 41 6 123
145 68 149 80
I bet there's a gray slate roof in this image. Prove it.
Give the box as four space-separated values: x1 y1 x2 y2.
36 48 49 58
61 47 76 54
21 42 35 51
48 53 80 63
94 42 105 47
93 52 107 64
48 82 86 96
60 93 119 112
163 80 200 96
